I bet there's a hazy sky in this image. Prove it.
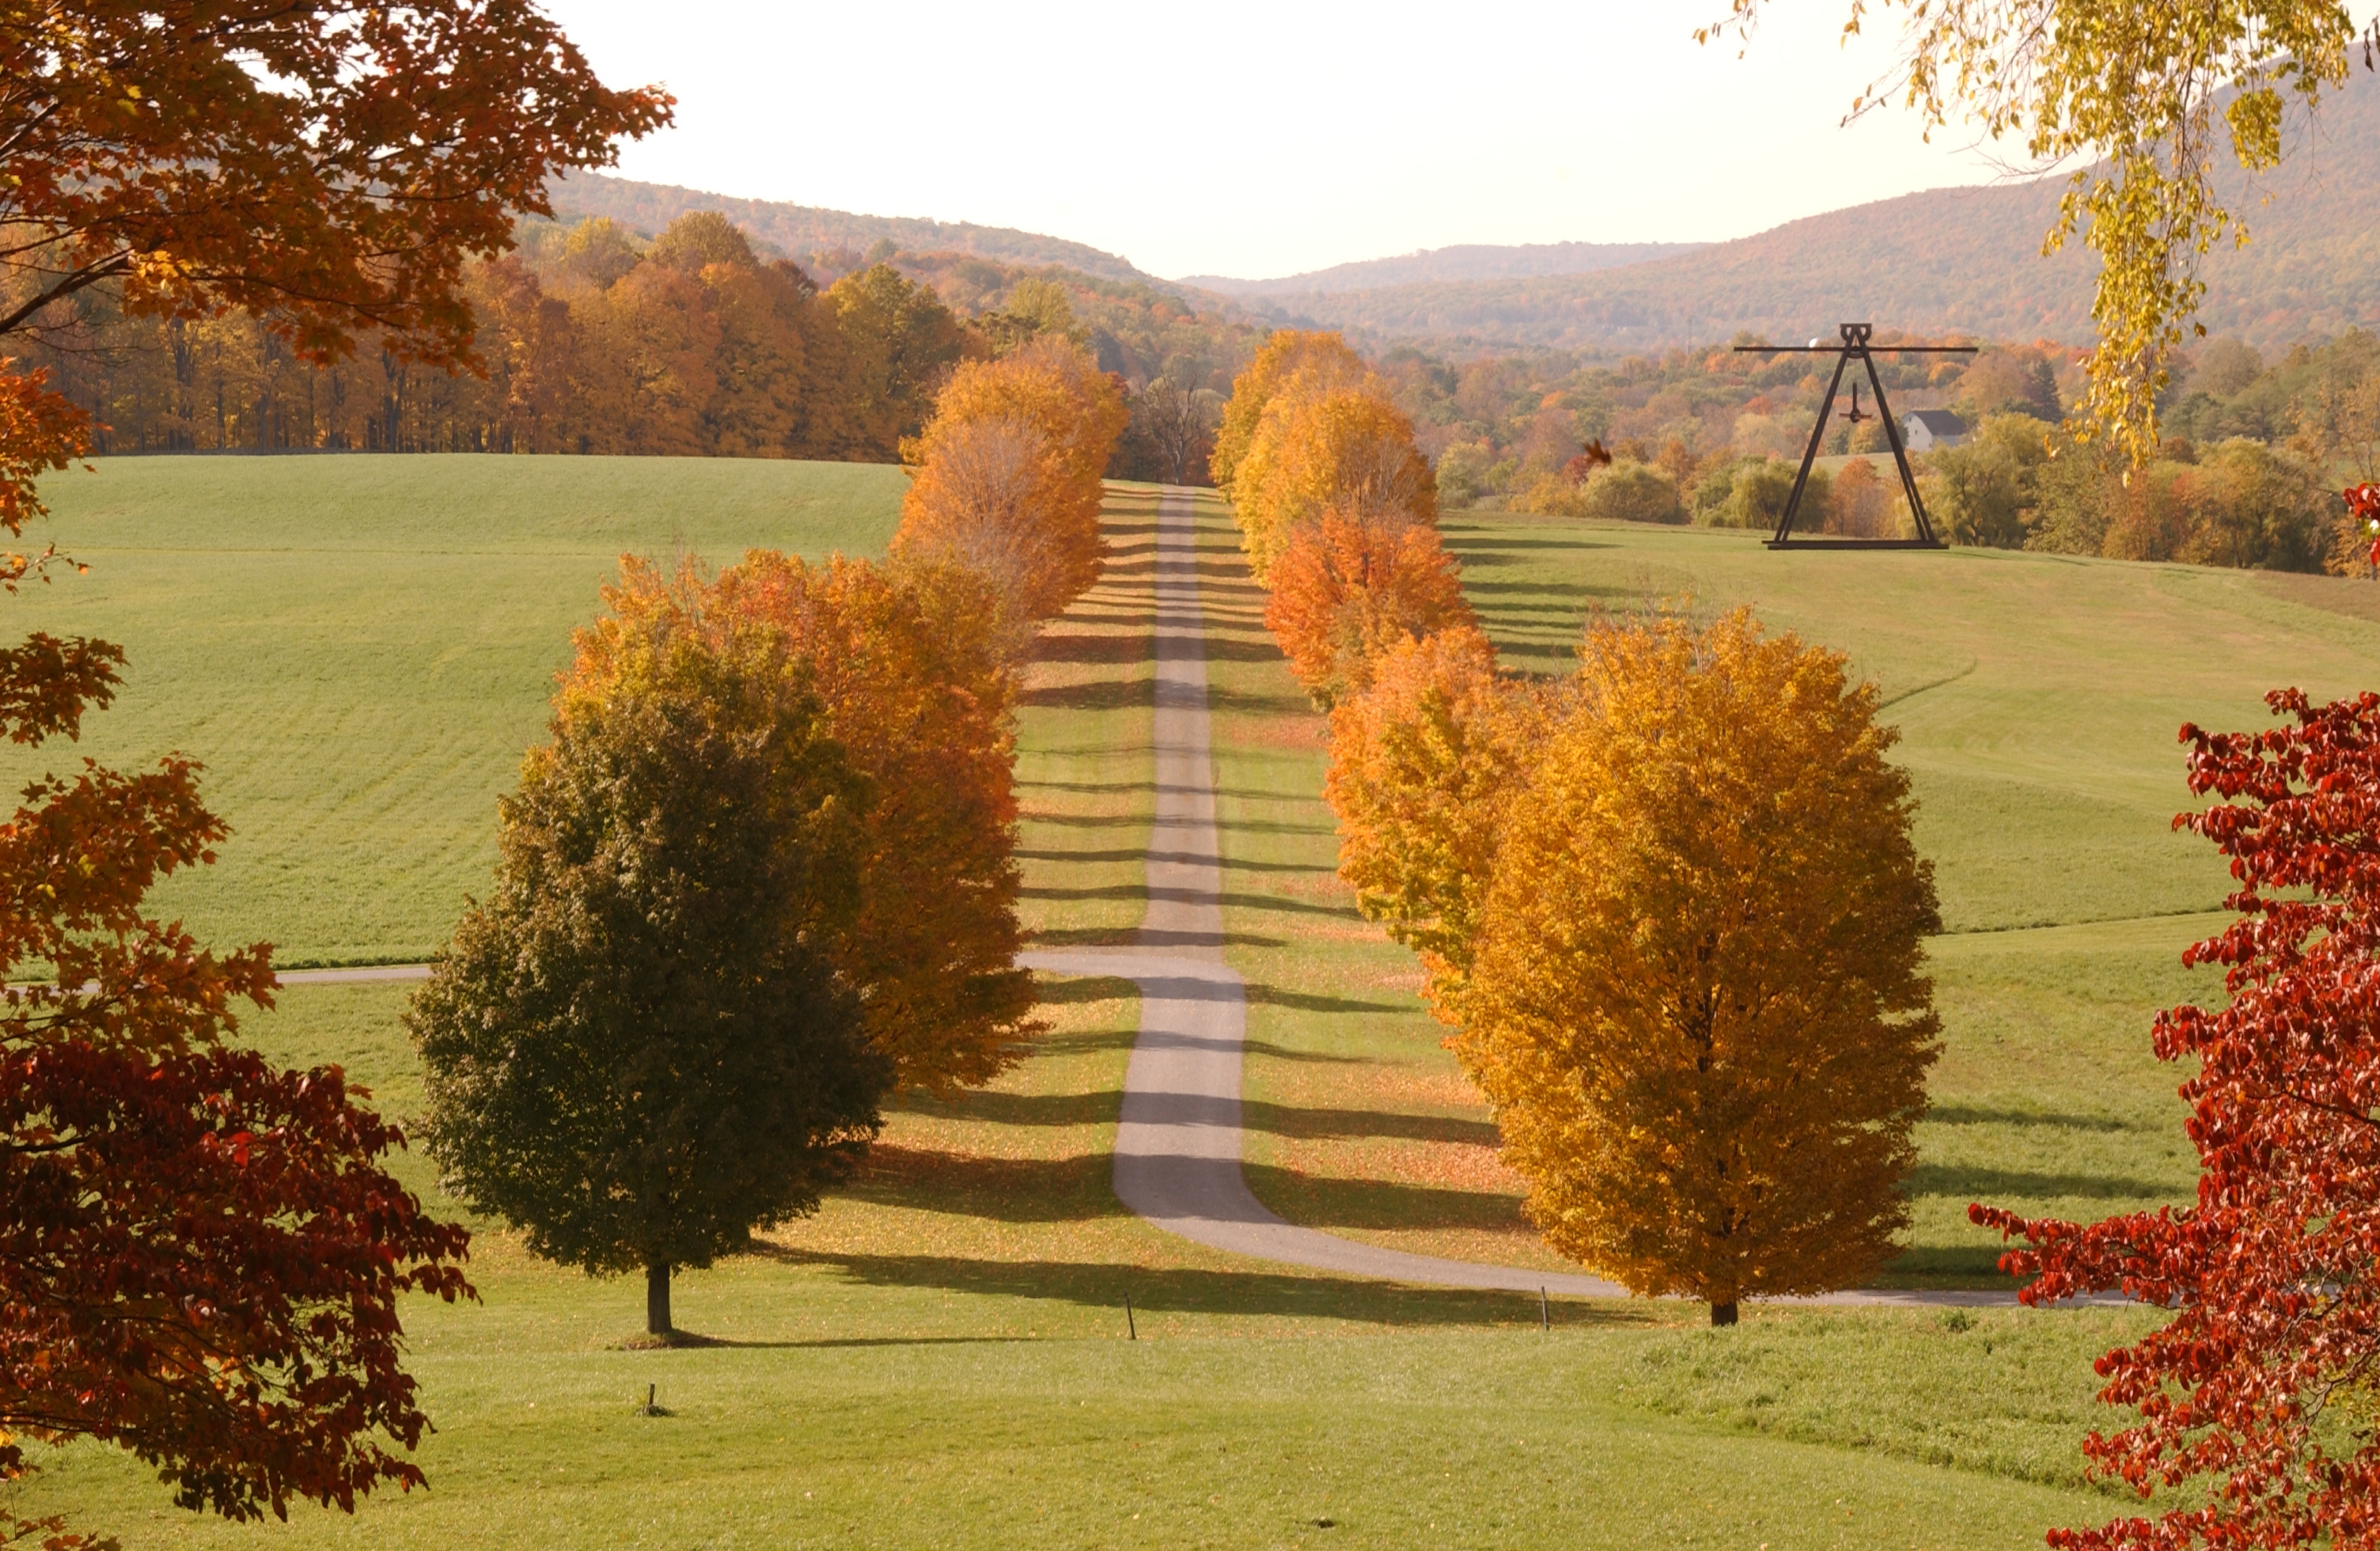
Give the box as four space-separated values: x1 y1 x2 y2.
537 1 2019 282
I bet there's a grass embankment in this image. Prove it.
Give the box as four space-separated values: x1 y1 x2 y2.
2 463 2177 1543
1216 502 2380 1284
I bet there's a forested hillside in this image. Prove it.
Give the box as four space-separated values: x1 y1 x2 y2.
1184 241 1707 296
1241 73 2380 355
17 212 1262 473
551 172 1158 287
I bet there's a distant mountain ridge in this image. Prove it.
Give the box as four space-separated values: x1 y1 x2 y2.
554 71 2379 358
1236 73 2380 355
1182 241 1710 297
548 172 1161 286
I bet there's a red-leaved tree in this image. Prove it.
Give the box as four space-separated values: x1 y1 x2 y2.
1974 687 2380 1549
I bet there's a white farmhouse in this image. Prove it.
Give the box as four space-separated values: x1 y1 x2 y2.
1901 409 1969 452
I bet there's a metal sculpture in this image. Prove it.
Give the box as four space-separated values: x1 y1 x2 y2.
1734 323 1978 550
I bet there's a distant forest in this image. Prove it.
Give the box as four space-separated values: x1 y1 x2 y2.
15 211 1262 481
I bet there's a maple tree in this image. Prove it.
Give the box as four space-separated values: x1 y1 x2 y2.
1264 507 1476 707
0 0 672 369
1971 687 2380 1549
0 386 469 1549
1232 387 1438 582
1458 609 1941 1325
893 415 1088 639
409 559 889 1338
710 552 1040 1094
1323 625 1548 1025
1210 329 1370 494
894 337 1127 627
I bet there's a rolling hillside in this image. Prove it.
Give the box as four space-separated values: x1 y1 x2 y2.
548 170 1161 286
1228 74 2380 353
1182 240 1708 297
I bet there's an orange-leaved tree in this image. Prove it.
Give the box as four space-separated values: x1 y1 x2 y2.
711 552 1040 1094
1 1 671 367
1265 507 1476 707
1457 609 1941 1326
1210 329 1370 494
894 336 1127 630
1323 626 1548 1024
1232 387 1436 582
892 415 1086 643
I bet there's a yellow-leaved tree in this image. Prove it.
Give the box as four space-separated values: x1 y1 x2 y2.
1210 329 1371 494
1232 387 1437 582
1457 609 1940 1325
1323 627 1551 1023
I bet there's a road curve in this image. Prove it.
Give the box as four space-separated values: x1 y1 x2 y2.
1023 486 2030 1309
291 489 2018 1307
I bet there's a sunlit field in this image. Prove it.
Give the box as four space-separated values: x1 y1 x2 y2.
13 461 2367 1544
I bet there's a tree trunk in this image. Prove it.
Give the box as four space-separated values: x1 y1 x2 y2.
1710 1299 1738 1328
646 1258 673 1337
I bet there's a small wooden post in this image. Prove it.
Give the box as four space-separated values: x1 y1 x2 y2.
1125 1295 1137 1341
1540 1287 1550 1332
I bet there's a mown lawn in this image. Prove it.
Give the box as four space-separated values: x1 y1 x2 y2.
11 454 911 964
1219 501 2380 1285
0 463 2272 1545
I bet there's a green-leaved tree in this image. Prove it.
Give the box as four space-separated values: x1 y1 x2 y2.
408 567 891 1337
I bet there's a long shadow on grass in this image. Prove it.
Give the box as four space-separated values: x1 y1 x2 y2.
1028 926 1288 950
1240 1162 1521 1233
752 1246 1632 1328
901 1087 1495 1147
1019 848 1321 874
1019 883 1356 920
1021 680 1152 711
1906 1164 2180 1201
1244 983 1409 1014
1927 1105 2143 1132
1033 633 1154 666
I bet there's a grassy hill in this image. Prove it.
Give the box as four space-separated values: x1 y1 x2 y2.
1234 74 2380 354
15 456 910 964
14 461 2377 1545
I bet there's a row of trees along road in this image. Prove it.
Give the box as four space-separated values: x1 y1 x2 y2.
409 336 1126 1337
1217 332 1941 1329
0 2 670 1545
1242 321 2380 1538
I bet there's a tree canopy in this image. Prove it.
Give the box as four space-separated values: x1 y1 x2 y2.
0 0 672 367
1454 610 1941 1325
409 562 890 1337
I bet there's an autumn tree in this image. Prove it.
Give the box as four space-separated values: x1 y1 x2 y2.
892 415 1085 643
409 561 889 1338
894 336 1127 626
0 1 671 366
1705 0 2365 461
1211 329 1371 493
1232 388 1438 581
825 264 968 458
710 552 1039 1094
1972 687 2380 1550
1458 609 1941 1325
0 7 658 1534
1265 508 1476 707
1323 626 1548 1023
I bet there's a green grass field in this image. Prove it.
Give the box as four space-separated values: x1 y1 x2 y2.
10 457 2367 1544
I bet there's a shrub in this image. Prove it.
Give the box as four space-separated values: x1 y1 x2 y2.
1579 461 1686 525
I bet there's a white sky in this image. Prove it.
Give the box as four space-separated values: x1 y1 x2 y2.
536 0 2020 282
